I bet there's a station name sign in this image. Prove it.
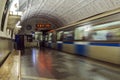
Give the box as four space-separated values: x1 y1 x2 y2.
36 24 51 28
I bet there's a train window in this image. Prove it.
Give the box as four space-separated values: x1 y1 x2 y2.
45 35 48 41
57 31 63 41
48 32 56 42
35 32 43 41
74 25 90 41
48 33 52 41
37 34 43 41
89 21 120 41
63 31 74 41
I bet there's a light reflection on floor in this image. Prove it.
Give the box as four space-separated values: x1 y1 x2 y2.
37 50 53 78
21 48 120 80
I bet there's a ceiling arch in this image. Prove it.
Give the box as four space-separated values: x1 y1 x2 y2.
19 0 120 29
21 13 65 28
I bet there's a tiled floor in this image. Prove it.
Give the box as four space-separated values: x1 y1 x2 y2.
21 48 120 80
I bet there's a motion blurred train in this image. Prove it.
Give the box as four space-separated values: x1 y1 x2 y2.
45 13 120 65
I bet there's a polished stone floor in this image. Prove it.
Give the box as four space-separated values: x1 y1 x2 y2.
0 50 20 80
0 50 10 66
21 48 120 80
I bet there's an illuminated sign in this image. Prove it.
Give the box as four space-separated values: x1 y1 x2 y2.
36 24 51 28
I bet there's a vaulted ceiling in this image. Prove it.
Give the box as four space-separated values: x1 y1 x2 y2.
19 0 120 29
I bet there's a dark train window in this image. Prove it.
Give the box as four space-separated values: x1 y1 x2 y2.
1 0 11 31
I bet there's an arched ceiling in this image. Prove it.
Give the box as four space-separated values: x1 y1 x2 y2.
19 0 120 29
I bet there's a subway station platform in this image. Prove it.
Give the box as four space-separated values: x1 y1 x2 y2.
1 0 120 80
20 48 120 80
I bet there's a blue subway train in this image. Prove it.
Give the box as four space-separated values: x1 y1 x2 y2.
45 13 120 65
